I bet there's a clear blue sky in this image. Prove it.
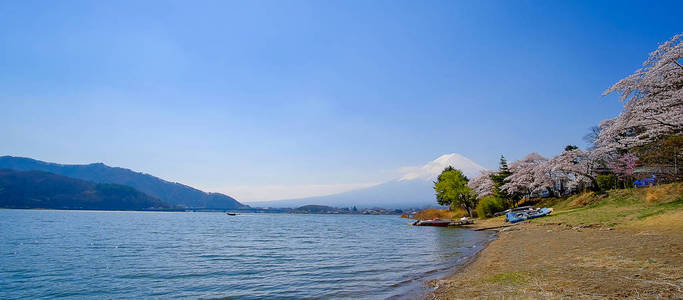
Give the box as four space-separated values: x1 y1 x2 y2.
1 0 681 201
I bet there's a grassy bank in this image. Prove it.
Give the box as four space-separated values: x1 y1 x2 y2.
530 182 682 229
430 183 683 299
467 182 683 229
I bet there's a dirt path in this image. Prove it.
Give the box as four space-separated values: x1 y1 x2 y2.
428 223 683 299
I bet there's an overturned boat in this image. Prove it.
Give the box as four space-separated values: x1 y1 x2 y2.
411 219 451 227
493 206 535 217
505 207 553 223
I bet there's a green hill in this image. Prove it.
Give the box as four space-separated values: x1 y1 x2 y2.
0 169 170 210
293 205 337 213
0 156 247 209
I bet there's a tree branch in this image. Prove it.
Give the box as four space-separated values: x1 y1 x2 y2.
643 116 678 128
674 59 683 70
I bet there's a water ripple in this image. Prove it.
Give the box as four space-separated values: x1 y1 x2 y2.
0 210 494 299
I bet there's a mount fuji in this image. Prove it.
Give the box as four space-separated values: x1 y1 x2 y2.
247 153 487 209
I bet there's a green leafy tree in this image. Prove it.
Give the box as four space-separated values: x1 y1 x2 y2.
433 166 477 217
475 195 506 218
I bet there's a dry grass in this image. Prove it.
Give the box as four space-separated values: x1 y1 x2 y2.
532 182 683 228
623 209 683 234
482 271 530 284
646 183 682 203
568 191 604 207
413 208 468 220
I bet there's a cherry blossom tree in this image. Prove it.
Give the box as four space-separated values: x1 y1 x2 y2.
610 153 639 180
468 170 495 199
496 149 604 201
547 149 599 190
531 160 557 195
501 153 548 201
596 33 683 153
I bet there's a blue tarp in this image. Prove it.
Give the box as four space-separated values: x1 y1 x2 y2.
634 174 656 188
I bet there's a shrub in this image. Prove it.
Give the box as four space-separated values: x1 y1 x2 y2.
596 174 618 192
413 208 468 220
475 196 505 218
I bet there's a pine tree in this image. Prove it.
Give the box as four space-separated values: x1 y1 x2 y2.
499 155 510 174
564 145 579 152
490 155 512 208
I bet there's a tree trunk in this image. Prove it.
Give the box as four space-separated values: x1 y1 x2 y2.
465 206 472 218
675 150 678 178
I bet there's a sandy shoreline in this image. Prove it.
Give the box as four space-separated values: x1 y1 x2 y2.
426 221 683 299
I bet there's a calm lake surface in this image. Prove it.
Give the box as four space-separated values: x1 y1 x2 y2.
0 210 494 299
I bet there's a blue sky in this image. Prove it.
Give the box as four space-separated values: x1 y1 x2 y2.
1 0 681 201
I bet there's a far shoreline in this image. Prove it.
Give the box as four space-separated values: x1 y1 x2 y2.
0 207 413 215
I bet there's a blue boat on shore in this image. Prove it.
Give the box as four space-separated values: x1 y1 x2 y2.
505 207 553 223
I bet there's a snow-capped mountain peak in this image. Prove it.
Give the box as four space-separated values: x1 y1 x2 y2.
399 153 487 181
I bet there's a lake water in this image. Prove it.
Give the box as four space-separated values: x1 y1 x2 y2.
0 210 494 299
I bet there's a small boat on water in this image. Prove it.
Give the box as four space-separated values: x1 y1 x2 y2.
505 207 553 223
411 218 451 227
226 212 238 216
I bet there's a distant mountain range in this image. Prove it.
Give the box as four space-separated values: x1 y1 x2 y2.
0 153 485 211
248 153 487 209
0 169 169 210
0 156 247 210
249 179 437 209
